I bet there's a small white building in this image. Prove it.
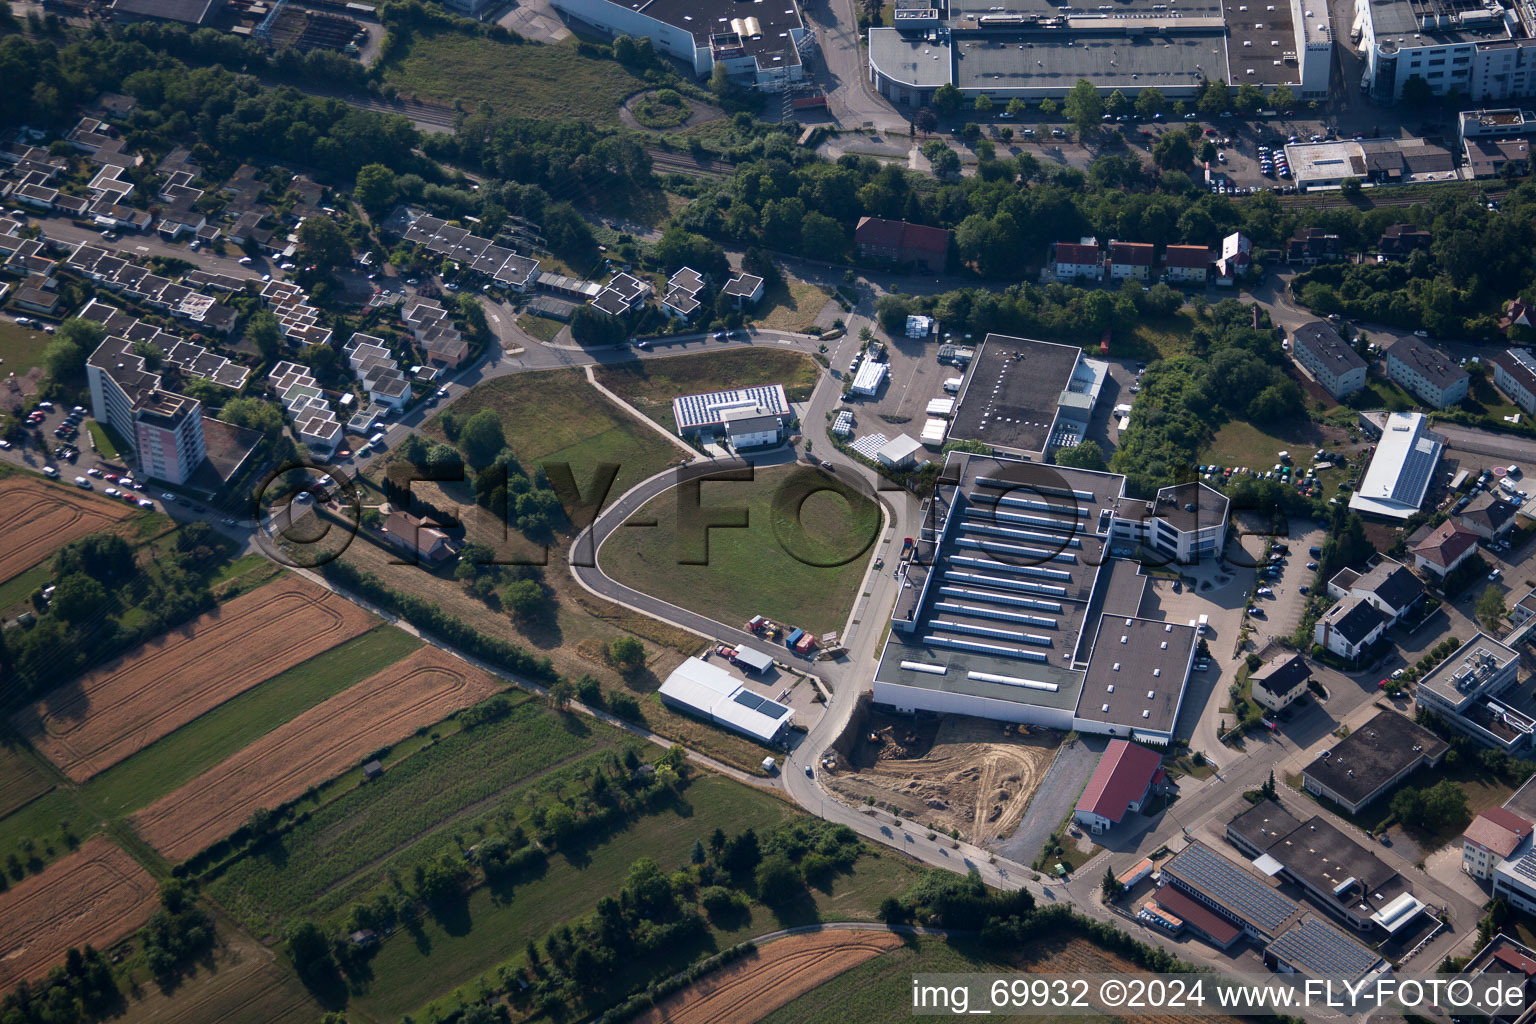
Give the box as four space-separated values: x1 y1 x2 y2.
849 359 888 397
658 657 794 745
1314 596 1389 661
876 433 924 469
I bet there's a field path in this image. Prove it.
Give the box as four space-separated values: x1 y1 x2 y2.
13 577 377 781
632 929 904 1024
131 647 504 861
0 837 158 988
0 477 134 583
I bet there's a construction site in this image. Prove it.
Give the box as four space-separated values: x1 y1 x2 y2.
824 697 1061 843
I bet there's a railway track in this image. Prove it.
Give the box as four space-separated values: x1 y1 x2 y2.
1272 186 1508 211
646 149 735 177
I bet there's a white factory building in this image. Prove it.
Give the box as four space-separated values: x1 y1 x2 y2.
1355 0 1536 104
658 657 795 744
672 384 791 448
1348 412 1445 520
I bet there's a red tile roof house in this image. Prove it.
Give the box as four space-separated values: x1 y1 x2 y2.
1411 519 1481 579
381 510 457 567
1162 244 1212 284
1074 739 1165 834
854 217 951 273
1052 241 1102 281
1463 808 1534 880
1106 240 1154 282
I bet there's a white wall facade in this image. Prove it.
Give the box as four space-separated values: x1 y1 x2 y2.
549 0 711 74
871 680 1077 731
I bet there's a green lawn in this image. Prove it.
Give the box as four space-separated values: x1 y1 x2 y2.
601 462 880 635
1126 310 1200 361
0 789 100 878
80 626 423 817
0 743 53 819
516 314 563 343
206 698 621 937
594 349 822 434
384 32 645 126
0 562 50 615
349 774 884 1022
1462 373 1525 426
1199 418 1330 470
754 278 833 334
0 318 49 374
87 420 121 459
423 367 681 501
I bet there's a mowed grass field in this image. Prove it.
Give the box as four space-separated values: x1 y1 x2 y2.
422 367 682 501
594 350 822 434
0 319 49 372
0 744 53 819
81 626 423 817
753 279 832 334
601 463 880 635
207 698 615 935
351 775 921 1023
384 32 644 126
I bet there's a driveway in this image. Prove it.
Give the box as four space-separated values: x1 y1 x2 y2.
993 734 1103 865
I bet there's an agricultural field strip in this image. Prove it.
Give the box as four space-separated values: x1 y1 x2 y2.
0 837 159 989
0 478 134 583
0 745 54 818
131 648 505 862
635 930 905 1024
13 578 377 781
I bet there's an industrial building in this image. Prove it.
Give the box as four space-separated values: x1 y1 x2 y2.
549 0 811 89
1300 710 1448 813
671 384 791 447
871 453 1219 744
949 334 1108 457
1281 138 1457 190
1464 808 1534 880
1355 0 1536 104
1290 322 1367 399
1348 412 1445 520
1074 739 1165 833
1416 634 1530 751
658 657 795 744
868 0 1329 107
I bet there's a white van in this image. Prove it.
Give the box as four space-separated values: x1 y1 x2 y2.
369 432 387 450
42 466 59 478
74 476 90 488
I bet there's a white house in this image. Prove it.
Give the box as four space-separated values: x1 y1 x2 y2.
1251 653 1312 713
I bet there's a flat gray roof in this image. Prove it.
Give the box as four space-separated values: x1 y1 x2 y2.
1365 0 1516 50
869 28 953 88
950 334 1082 454
1417 633 1520 708
629 0 806 65
1302 710 1447 807
1075 613 1196 735
953 30 1225 92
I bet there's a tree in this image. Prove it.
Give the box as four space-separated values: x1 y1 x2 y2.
286 921 337 989
220 397 286 434
1100 865 1124 900
755 854 802 904
504 578 546 621
608 635 645 674
43 318 105 384
932 83 963 117
1064 79 1104 136
1268 84 1294 110
246 311 283 364
1152 130 1194 171
1039 97 1059 117
1006 98 1029 119
1054 441 1106 472
801 212 846 257
973 94 994 115
458 409 505 470
298 216 351 274
1477 585 1508 631
1135 87 1166 120
353 163 398 216
1340 176 1363 199
922 140 961 179
49 572 106 624
1234 82 1265 114
1105 90 1131 118
1198 139 1217 164
548 678 573 709
914 106 938 133
1261 771 1277 800
1197 79 1231 117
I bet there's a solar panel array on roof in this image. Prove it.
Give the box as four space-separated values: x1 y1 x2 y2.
732 690 791 719
673 385 790 432
1266 917 1382 979
1166 843 1298 936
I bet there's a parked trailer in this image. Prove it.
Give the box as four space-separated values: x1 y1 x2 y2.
791 92 827 110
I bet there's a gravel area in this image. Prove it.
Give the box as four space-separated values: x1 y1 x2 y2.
993 734 1103 864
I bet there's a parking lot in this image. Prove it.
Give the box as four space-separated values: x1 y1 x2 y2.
835 329 968 441
1247 518 1328 643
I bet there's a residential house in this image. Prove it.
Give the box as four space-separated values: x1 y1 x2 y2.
1458 491 1520 541
1385 335 1469 409
1492 348 1536 414
1412 520 1482 578
854 217 950 273
1325 557 1424 624
1162 244 1210 284
13 275 59 316
592 272 650 318
1377 224 1433 256
381 510 457 566
1287 227 1340 265
661 266 705 320
1290 322 1367 399
1214 231 1252 287
1314 596 1389 661
1107 240 1154 281
1251 652 1312 713
722 272 765 308
1052 241 1101 281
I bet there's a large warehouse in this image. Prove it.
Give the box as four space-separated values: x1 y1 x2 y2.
948 335 1109 457
550 0 811 89
1348 411 1445 520
871 453 1223 745
869 0 1329 106
658 657 795 744
1355 0 1536 104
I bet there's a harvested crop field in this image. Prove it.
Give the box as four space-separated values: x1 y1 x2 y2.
634 929 904 1024
131 647 505 861
0 744 53 818
0 477 134 583
826 709 1061 844
13 577 377 782
116 927 321 1024
0 837 158 988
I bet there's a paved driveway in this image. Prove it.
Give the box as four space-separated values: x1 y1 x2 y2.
993 734 1103 865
